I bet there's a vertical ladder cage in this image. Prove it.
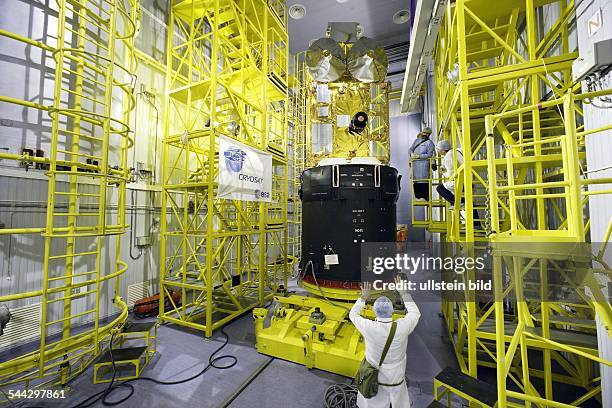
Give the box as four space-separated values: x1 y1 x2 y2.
0 0 138 388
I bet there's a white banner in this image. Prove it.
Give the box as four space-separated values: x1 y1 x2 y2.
217 135 272 202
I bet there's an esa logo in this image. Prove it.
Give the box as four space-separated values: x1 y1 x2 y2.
254 189 270 199
224 146 246 172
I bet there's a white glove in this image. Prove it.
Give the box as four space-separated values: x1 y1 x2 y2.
411 153 420 159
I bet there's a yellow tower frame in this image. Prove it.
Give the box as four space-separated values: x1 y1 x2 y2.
409 0 612 406
0 0 138 389
159 0 289 337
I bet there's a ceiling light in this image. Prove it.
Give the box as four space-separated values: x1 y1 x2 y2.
289 4 306 20
393 9 411 25
336 0 350 3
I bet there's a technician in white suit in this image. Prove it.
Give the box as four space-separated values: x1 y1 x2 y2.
349 281 421 407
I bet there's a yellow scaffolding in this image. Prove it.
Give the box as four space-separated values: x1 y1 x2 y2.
159 0 289 337
0 0 138 388
409 0 612 406
410 156 447 232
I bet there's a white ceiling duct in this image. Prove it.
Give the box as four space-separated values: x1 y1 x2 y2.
400 0 447 113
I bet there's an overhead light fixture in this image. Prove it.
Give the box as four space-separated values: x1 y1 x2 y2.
393 9 411 25
336 0 350 3
289 4 306 20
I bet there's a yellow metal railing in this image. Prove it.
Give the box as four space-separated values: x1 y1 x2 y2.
0 0 138 389
409 156 447 232
485 92 584 242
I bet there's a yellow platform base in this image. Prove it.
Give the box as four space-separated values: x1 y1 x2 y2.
253 295 364 378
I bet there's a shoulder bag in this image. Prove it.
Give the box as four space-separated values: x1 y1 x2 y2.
355 321 398 398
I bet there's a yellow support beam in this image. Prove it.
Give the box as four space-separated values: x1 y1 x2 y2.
159 0 289 337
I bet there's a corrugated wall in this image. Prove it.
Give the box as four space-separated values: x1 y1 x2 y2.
0 172 162 327
0 0 56 163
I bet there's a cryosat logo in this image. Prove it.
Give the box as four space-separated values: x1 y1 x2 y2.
224 146 246 172
225 144 264 185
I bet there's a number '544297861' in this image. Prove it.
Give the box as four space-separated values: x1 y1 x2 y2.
8 389 66 399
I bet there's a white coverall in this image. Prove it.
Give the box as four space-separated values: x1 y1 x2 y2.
441 148 463 192
349 293 421 408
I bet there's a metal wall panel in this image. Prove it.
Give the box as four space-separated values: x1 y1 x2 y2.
0 173 161 333
0 1 57 168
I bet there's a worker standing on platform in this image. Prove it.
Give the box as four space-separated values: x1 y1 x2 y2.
350 280 421 408
435 139 458 205
408 127 435 201
435 140 481 228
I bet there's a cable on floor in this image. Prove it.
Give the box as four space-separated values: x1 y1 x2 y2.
70 327 237 407
324 383 358 408
217 356 274 408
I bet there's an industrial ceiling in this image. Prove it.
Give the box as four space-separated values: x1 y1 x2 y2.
286 0 411 53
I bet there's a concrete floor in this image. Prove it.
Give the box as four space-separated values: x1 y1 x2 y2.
22 286 458 408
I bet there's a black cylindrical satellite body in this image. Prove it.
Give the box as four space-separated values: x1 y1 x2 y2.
300 163 400 288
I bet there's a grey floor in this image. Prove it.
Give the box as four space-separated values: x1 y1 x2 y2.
23 286 458 408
